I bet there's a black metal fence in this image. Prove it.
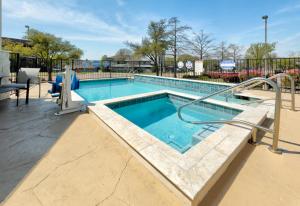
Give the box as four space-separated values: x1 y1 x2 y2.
9 53 191 81
203 58 300 81
9 53 300 92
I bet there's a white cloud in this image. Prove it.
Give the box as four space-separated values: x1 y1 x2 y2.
63 34 138 43
116 0 125 6
276 2 300 14
225 20 287 44
115 12 137 31
276 33 300 56
3 0 141 43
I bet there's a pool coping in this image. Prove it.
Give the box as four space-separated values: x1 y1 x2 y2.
87 90 268 206
134 74 237 87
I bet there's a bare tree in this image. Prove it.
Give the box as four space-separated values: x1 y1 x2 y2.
227 44 243 61
168 17 191 77
190 30 214 60
214 41 229 60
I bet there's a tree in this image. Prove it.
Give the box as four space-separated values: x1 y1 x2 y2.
7 28 83 59
177 54 198 62
68 48 84 59
101 55 109 60
127 20 169 75
245 43 276 59
214 41 230 60
167 17 191 77
227 44 243 61
3 39 34 56
28 29 83 59
113 48 132 61
190 30 214 60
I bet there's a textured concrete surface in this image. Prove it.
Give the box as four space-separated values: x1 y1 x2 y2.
1 85 300 206
0 84 184 206
199 90 300 206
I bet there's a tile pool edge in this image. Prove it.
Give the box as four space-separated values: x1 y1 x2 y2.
88 90 268 205
134 74 236 87
79 77 130 82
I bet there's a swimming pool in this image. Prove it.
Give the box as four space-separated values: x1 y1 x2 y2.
87 77 267 204
107 94 241 153
75 75 255 104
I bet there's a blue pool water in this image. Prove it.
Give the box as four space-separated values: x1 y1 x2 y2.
108 94 241 153
76 78 251 104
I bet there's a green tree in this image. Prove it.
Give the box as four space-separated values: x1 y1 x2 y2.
26 29 83 60
113 48 132 61
127 20 169 75
3 39 34 56
101 55 109 61
245 43 276 59
3 28 83 59
177 54 198 62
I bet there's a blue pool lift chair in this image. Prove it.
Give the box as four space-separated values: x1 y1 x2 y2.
48 67 83 115
48 73 79 98
48 75 63 98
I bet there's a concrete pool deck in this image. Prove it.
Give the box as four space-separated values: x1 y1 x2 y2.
1 84 300 206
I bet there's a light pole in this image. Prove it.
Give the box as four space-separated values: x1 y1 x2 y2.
25 25 30 38
262 15 268 45
262 15 268 84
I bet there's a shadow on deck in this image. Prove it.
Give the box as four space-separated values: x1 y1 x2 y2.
0 96 80 202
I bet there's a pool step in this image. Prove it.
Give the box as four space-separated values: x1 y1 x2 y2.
166 135 192 153
192 125 221 144
166 125 222 153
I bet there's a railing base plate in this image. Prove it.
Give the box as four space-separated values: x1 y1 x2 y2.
268 146 283 154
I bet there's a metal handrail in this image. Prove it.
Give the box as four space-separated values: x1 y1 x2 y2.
177 77 282 154
237 73 295 111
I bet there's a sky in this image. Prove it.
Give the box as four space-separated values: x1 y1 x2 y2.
3 0 300 59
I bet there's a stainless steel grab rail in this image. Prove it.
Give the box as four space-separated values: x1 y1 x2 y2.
237 73 295 111
177 77 282 154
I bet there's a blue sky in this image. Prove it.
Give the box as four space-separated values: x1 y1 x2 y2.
3 0 300 59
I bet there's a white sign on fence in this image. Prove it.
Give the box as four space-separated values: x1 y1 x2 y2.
220 60 236 70
195 60 204 74
185 61 193 69
177 61 184 69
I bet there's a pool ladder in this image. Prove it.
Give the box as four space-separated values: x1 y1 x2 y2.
177 77 284 154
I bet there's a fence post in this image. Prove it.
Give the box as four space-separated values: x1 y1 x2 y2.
193 61 196 77
16 53 20 79
48 59 53 82
246 59 250 79
109 60 112 78
71 59 74 70
60 59 63 71
174 61 177 78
